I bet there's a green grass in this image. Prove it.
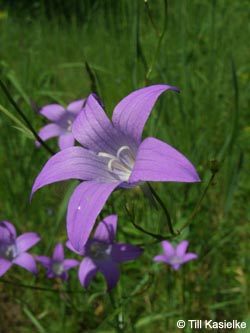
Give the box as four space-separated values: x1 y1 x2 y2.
0 1 249 332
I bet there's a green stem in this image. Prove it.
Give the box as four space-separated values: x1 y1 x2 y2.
131 218 171 242
144 0 160 36
147 182 176 235
177 168 217 233
0 278 82 294
109 291 125 333
145 0 168 83
125 201 172 241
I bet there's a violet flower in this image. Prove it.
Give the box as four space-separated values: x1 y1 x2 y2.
0 221 40 276
66 215 143 291
32 84 200 251
36 99 85 150
36 243 79 280
153 240 197 270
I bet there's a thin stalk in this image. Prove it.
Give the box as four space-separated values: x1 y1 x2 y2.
0 278 82 294
144 0 160 36
177 168 218 233
0 79 55 155
147 182 176 235
131 218 171 242
125 201 172 241
109 291 125 333
145 0 168 83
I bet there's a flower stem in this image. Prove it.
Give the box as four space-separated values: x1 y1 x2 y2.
109 291 125 333
177 163 218 233
125 203 172 242
0 79 55 155
147 182 176 235
145 0 168 84
0 277 81 294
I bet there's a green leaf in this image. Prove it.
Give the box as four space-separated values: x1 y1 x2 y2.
0 104 34 138
6 70 30 105
22 306 46 333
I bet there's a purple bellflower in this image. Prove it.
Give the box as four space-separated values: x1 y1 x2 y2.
153 240 197 270
36 99 85 150
66 215 143 291
0 221 40 276
32 85 200 251
36 243 79 280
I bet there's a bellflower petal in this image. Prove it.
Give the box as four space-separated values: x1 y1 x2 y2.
31 147 114 195
13 252 38 274
66 240 82 255
93 215 118 243
63 259 79 271
36 256 51 268
112 84 180 144
130 137 200 183
78 257 98 288
67 181 121 252
40 104 65 122
0 221 16 239
36 124 65 146
176 240 189 257
152 255 168 263
58 133 75 150
67 99 85 115
72 94 125 154
0 259 12 276
16 232 40 253
111 243 143 263
52 243 64 261
162 240 175 258
98 260 120 291
182 253 198 263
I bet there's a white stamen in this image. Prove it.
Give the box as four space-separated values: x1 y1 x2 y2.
66 119 73 132
89 241 111 260
98 145 135 181
98 152 116 159
116 145 131 159
0 243 17 260
52 261 64 275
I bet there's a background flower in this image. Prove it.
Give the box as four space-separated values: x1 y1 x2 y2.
0 220 40 276
36 243 79 280
153 240 197 270
67 215 143 291
35 99 85 150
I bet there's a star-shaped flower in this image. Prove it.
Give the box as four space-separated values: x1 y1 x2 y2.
0 221 40 276
153 240 197 270
36 243 79 280
36 99 85 150
32 84 200 251
66 215 143 291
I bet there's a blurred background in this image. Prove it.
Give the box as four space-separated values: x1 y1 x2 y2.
0 1 249 332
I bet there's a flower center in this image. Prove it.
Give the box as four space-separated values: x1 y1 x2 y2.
0 242 17 260
88 241 111 261
52 260 64 275
98 146 135 181
66 119 73 132
171 255 182 264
